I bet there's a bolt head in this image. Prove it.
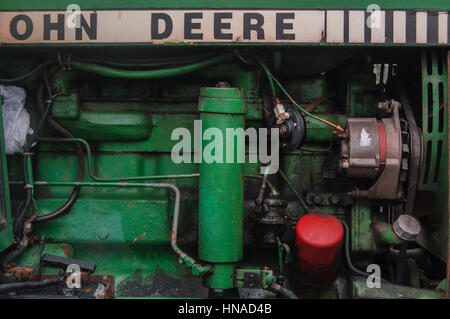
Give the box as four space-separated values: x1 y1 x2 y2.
329 195 340 205
312 195 323 205
97 228 109 240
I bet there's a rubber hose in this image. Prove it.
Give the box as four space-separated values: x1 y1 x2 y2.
33 83 85 223
0 277 61 293
13 71 55 234
1 238 28 271
267 283 298 299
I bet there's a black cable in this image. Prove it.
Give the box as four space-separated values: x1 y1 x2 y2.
0 61 55 84
13 69 54 235
33 76 85 223
267 283 298 299
341 220 391 284
36 239 47 281
14 65 85 229
0 277 62 293
1 238 28 271
395 242 408 284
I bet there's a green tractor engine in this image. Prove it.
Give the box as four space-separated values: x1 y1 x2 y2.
0 1 448 299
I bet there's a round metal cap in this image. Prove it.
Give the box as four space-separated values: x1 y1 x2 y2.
393 214 421 241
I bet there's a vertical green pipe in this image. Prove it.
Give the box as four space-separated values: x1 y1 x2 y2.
198 84 246 289
0 96 14 249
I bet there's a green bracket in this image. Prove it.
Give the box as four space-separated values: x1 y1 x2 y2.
351 202 374 253
277 243 291 275
233 268 274 289
51 94 80 119
416 49 449 262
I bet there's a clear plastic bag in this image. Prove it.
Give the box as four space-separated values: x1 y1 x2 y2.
0 85 33 154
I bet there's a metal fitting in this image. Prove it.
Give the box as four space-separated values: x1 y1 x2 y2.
274 103 290 124
393 214 421 241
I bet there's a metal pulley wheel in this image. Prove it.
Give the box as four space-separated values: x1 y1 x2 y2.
279 109 306 153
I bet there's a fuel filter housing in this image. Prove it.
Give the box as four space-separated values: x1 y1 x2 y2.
295 212 344 285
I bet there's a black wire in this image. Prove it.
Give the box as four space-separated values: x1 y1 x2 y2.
0 277 61 293
341 220 391 284
32 74 85 223
13 69 54 235
0 61 55 84
36 238 47 281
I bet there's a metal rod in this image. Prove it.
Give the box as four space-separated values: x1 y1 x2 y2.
279 169 310 213
37 137 279 187
37 137 199 181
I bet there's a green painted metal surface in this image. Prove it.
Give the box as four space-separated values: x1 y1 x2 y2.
351 202 374 253
416 49 449 262
352 280 445 299
0 7 447 297
198 85 246 289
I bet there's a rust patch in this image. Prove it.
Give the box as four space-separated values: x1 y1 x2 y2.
131 232 147 244
39 273 115 298
6 267 35 280
61 245 71 257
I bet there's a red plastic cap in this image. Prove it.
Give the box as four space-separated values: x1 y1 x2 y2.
296 212 344 249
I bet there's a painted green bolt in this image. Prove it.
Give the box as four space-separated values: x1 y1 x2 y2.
97 228 110 240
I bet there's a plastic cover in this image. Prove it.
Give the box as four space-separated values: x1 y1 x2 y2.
0 85 33 154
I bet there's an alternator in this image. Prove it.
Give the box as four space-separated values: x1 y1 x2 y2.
338 100 403 199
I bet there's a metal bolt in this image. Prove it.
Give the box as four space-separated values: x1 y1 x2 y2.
97 228 109 240
312 195 323 205
329 195 340 205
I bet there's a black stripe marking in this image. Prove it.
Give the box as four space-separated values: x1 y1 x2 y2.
448 11 450 44
0 8 449 12
323 10 327 42
427 11 438 44
364 11 371 43
406 11 416 43
385 10 393 44
343 10 349 43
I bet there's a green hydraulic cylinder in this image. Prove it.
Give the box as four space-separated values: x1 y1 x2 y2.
198 84 246 289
